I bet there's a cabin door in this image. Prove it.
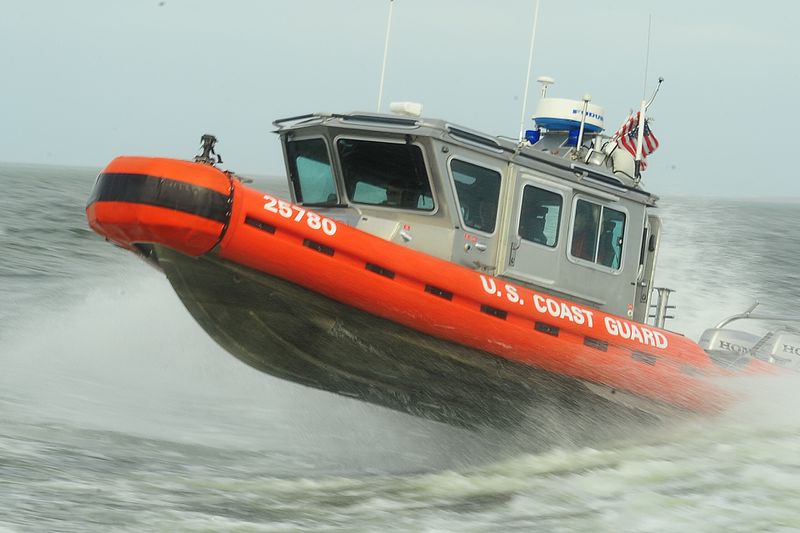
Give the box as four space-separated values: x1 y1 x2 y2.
632 214 663 323
503 175 568 289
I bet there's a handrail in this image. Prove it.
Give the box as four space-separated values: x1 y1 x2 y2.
273 112 422 131
341 114 420 127
715 301 800 329
651 287 675 329
272 113 331 129
446 125 504 152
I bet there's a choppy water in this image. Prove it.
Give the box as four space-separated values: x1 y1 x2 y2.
1 162 799 532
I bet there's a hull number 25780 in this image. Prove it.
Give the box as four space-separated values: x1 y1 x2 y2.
263 194 338 236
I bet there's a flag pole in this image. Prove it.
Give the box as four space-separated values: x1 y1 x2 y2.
377 0 395 112
574 94 591 159
634 99 646 181
518 0 541 141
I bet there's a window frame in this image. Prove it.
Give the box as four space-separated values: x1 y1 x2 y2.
446 154 505 236
284 135 339 206
566 195 628 273
333 134 438 214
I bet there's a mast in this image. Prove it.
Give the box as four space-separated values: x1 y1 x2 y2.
376 0 395 112
517 0 541 141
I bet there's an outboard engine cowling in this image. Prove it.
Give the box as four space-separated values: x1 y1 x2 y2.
762 331 800 369
698 328 759 368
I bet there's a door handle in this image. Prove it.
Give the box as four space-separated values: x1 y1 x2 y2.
509 237 520 266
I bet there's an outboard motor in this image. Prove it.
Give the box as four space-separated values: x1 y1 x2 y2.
700 302 800 369
698 328 760 369
761 330 800 369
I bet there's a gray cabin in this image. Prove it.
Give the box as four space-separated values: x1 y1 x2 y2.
273 103 663 325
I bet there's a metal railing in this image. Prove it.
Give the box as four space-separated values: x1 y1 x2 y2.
715 301 799 329
648 287 675 329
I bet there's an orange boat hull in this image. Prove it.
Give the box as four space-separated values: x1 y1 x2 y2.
87 156 773 426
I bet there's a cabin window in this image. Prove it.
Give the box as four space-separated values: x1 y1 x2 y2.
571 199 626 269
337 138 433 210
286 138 338 205
450 159 501 233
518 185 562 247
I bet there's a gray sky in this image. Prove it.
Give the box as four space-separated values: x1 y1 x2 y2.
2 0 799 197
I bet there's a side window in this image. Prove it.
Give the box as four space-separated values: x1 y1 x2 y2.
571 199 626 270
518 185 562 247
286 138 337 205
337 139 433 211
450 159 501 233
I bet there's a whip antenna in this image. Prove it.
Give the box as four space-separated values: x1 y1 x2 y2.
518 0 541 141
645 76 664 110
377 0 395 112
642 14 652 101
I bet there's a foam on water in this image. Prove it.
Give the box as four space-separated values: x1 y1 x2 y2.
5 264 799 531
2 265 524 474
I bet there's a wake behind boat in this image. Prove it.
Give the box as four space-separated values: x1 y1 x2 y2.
86 83 797 428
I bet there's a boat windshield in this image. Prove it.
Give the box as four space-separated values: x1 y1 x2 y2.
337 138 433 211
286 138 338 205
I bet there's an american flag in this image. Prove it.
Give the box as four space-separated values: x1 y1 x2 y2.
614 112 659 170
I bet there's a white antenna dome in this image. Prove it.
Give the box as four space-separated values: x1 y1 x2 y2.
389 101 423 117
537 76 555 97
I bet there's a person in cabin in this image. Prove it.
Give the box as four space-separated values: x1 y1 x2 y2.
597 220 620 268
519 205 548 245
384 180 405 207
476 198 498 232
571 202 599 260
529 216 547 245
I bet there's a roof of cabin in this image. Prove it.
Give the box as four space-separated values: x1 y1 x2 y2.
273 111 659 207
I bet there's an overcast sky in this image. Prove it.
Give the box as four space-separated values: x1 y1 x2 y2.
2 0 798 197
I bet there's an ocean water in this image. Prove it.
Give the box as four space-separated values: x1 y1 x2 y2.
1 161 799 532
